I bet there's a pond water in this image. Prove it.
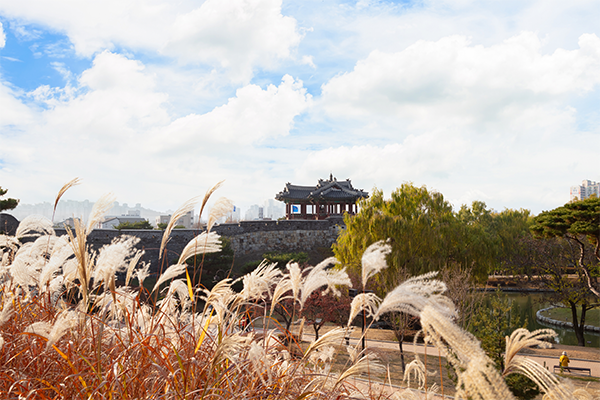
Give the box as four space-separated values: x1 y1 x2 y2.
487 292 599 348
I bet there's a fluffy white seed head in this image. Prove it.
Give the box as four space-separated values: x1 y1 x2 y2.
177 231 222 265
87 193 116 235
207 197 234 233
160 197 200 256
152 263 187 293
361 239 392 288
16 215 55 239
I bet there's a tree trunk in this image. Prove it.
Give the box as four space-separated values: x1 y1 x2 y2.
393 328 406 373
570 301 585 347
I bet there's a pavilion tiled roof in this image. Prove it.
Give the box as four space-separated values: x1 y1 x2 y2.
275 175 368 202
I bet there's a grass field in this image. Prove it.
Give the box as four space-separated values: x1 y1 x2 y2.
540 307 600 327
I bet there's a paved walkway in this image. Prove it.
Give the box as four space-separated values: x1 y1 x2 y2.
303 333 600 378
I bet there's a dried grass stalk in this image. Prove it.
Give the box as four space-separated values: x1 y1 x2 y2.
207 197 234 232
86 193 116 234
198 180 225 224
159 196 200 256
53 177 81 221
177 231 221 265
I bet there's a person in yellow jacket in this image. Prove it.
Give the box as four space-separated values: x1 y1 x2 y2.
559 351 570 372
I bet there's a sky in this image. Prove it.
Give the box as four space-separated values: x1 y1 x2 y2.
0 0 599 217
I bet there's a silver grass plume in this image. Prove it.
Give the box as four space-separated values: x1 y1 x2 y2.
177 231 221 265
10 243 43 287
361 239 391 288
322 267 352 297
239 260 281 302
39 235 72 291
303 327 347 361
248 341 268 385
125 250 144 286
504 328 556 368
287 261 303 302
373 272 451 320
158 279 190 316
198 180 225 225
86 193 116 235
503 329 573 400
25 321 52 337
16 215 55 239
159 196 201 256
333 352 386 390
506 357 573 400
0 235 19 265
66 218 95 305
135 263 151 286
211 332 251 367
404 356 427 389
0 294 14 327
45 309 81 349
52 178 81 221
93 236 140 290
207 197 234 232
93 287 138 322
200 279 237 325
299 257 348 309
420 304 516 400
348 292 381 327
152 263 187 293
270 276 292 316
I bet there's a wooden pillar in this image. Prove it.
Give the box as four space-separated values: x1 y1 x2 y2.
301 203 306 219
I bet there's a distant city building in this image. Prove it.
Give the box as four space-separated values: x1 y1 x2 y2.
225 205 241 223
57 217 81 228
275 174 368 220
10 200 162 224
263 199 285 220
244 204 263 221
100 216 147 229
155 210 194 228
570 180 599 201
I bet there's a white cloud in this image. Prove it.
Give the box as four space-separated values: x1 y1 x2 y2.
152 74 311 152
321 32 600 128
0 0 302 81
163 0 302 81
0 21 5 48
0 52 311 212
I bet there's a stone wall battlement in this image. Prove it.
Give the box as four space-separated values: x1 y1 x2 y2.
51 218 344 271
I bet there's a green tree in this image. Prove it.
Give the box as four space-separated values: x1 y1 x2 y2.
511 235 598 346
0 187 19 212
469 292 540 399
333 184 488 284
530 197 600 297
114 220 154 230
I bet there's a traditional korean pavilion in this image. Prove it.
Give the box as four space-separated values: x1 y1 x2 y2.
275 174 368 220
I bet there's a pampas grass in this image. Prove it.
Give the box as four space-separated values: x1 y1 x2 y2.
86 193 116 234
16 215 55 239
361 239 392 288
159 196 200 256
52 177 81 222
207 196 234 232
0 181 594 400
177 231 221 265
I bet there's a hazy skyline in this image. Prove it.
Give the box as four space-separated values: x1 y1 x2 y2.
1 0 599 217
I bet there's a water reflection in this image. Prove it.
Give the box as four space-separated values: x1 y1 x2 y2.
486 292 599 347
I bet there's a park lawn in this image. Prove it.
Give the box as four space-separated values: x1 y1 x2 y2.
541 307 600 327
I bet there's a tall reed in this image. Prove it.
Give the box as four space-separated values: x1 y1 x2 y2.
0 181 594 400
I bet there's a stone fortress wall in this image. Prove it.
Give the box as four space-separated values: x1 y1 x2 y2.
51 218 344 272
